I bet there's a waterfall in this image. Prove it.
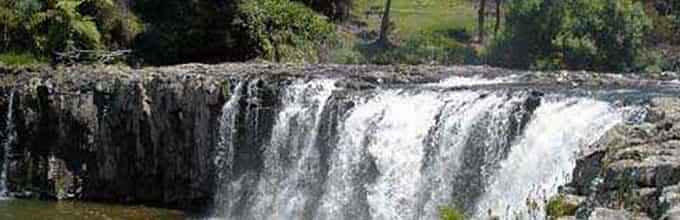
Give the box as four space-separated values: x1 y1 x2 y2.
214 80 247 214
212 77 627 220
248 79 336 220
0 90 16 198
214 79 338 219
473 97 623 219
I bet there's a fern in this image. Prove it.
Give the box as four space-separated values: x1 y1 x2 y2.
26 11 49 31
71 18 101 45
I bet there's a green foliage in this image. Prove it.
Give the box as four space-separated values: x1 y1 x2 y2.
29 0 111 53
0 0 41 51
545 195 578 219
81 0 143 49
133 0 335 64
237 0 337 63
488 0 652 72
0 52 46 66
439 206 465 220
1 0 139 64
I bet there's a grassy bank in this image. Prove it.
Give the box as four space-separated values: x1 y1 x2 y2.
332 0 488 65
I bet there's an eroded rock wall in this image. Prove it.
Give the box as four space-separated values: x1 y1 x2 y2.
2 71 232 209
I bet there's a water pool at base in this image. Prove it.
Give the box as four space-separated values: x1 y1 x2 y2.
0 199 185 220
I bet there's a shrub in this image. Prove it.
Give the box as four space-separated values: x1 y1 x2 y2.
237 0 337 63
488 0 651 72
1 0 140 64
27 0 112 54
81 0 143 49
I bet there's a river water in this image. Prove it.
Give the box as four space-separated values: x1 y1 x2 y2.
0 199 184 220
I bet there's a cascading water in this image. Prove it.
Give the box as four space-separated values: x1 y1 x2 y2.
473 97 624 220
0 91 16 198
213 76 627 220
214 80 247 214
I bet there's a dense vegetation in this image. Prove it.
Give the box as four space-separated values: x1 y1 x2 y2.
0 0 678 72
488 0 652 71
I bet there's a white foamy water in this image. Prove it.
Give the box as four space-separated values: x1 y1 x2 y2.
212 77 630 220
249 79 337 220
429 75 518 87
0 91 16 199
213 81 247 215
315 89 448 220
474 97 623 219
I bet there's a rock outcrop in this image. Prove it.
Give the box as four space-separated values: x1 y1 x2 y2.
553 97 680 220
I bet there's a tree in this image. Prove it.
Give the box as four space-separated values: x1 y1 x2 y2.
494 0 502 35
478 0 487 42
377 0 392 45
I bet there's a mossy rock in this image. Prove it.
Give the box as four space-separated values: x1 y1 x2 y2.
439 206 465 220
546 195 579 219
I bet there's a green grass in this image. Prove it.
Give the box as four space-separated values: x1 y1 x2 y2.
0 52 46 66
333 0 496 65
352 0 480 37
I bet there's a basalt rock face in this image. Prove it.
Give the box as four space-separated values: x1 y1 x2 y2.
2 69 229 209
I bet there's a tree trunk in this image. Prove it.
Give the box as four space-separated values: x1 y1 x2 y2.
378 0 393 44
494 0 502 35
478 0 487 43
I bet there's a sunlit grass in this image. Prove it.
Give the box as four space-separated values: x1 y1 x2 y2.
352 0 479 37
0 52 46 66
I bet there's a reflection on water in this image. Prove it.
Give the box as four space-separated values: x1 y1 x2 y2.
0 199 185 220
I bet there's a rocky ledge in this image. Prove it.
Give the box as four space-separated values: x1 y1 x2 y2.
551 98 680 220
0 63 677 212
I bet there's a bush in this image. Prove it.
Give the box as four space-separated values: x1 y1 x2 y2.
1 0 141 64
237 0 337 63
134 0 336 65
487 0 651 72
81 0 143 49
